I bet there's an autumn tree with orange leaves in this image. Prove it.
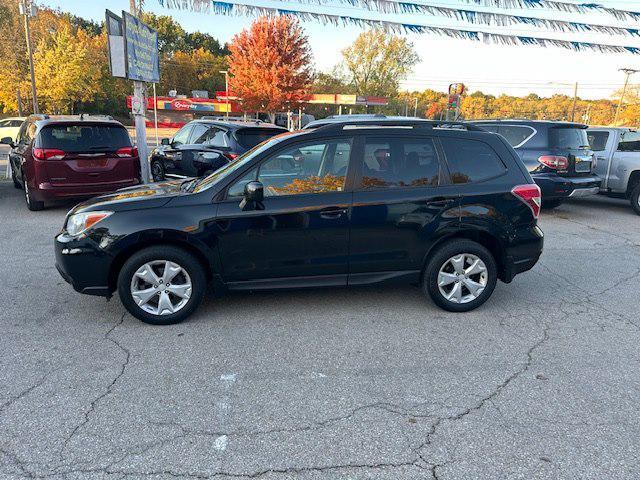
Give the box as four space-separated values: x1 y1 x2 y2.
228 16 313 117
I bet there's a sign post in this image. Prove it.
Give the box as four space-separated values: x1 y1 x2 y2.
105 9 160 184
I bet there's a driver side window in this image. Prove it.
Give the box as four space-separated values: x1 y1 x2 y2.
227 139 352 198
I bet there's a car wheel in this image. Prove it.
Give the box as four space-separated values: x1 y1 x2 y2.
117 246 206 325
11 167 21 189
423 239 497 312
541 199 563 210
23 172 44 211
151 160 165 182
631 183 640 216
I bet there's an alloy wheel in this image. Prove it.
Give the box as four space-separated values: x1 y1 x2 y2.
130 260 192 316
437 253 488 304
151 162 163 181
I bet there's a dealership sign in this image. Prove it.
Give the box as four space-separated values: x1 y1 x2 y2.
106 10 160 83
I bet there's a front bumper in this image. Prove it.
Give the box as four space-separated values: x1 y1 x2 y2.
532 173 601 200
55 233 113 297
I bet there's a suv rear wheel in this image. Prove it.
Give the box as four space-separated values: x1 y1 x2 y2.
423 239 497 312
23 172 44 211
630 183 640 216
117 246 206 325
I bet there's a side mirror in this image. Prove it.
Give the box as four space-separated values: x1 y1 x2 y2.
161 138 170 146
1 137 14 147
239 181 264 211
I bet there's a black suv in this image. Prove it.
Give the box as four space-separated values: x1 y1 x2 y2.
150 119 287 181
55 119 544 325
470 120 600 209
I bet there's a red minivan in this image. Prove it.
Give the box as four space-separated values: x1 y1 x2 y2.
3 115 141 210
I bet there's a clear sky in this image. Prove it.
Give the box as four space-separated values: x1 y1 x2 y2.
40 0 640 100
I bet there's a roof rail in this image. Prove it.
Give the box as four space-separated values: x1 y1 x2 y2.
315 119 486 133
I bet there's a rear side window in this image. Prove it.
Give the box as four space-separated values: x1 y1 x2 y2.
617 131 640 152
587 131 610 151
549 127 589 150
498 125 535 147
39 124 131 152
235 128 285 149
360 137 440 189
440 138 506 184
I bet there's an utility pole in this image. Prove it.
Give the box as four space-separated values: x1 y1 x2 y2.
219 70 229 118
614 68 639 125
413 97 418 117
19 0 38 114
571 82 578 122
130 0 151 183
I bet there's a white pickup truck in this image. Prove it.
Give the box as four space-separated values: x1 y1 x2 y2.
588 127 640 215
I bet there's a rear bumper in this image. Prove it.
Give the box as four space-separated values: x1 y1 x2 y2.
55 233 113 297
532 173 601 200
501 224 544 283
33 178 141 201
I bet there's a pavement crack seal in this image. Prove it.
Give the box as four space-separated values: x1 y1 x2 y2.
414 321 552 462
59 313 131 461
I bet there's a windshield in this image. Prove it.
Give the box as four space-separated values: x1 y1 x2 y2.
192 137 282 193
549 127 590 150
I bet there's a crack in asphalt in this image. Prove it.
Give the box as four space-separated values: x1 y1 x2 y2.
59 313 131 461
0 366 64 416
413 321 552 465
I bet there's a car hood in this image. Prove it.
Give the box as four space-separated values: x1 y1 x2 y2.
70 179 188 214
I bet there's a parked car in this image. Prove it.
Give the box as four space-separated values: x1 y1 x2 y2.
149 119 287 181
1 115 140 211
470 120 601 209
304 114 417 130
587 127 640 215
55 118 543 325
0 117 26 142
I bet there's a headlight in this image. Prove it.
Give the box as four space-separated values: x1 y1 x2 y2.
66 211 113 236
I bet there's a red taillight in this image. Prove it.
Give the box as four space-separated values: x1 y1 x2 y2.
33 148 65 160
512 184 541 219
116 146 138 157
538 155 568 170
224 152 239 161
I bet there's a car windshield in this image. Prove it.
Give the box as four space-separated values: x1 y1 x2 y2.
192 134 291 193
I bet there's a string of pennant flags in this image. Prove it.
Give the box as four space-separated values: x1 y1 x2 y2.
457 0 640 22
267 0 640 37
157 0 640 55
159 0 640 21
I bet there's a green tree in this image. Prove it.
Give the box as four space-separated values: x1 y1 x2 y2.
341 30 419 97
140 12 187 54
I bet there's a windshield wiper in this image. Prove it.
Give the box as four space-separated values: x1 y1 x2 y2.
86 145 112 150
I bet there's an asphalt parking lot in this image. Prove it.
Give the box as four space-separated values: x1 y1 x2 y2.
1 180 639 480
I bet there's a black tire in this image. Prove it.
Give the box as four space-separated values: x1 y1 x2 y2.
150 160 165 182
541 198 563 210
117 246 207 325
630 183 640 216
423 239 497 312
23 172 44 211
11 167 21 189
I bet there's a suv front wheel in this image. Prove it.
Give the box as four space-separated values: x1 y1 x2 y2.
424 239 497 312
118 246 206 325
